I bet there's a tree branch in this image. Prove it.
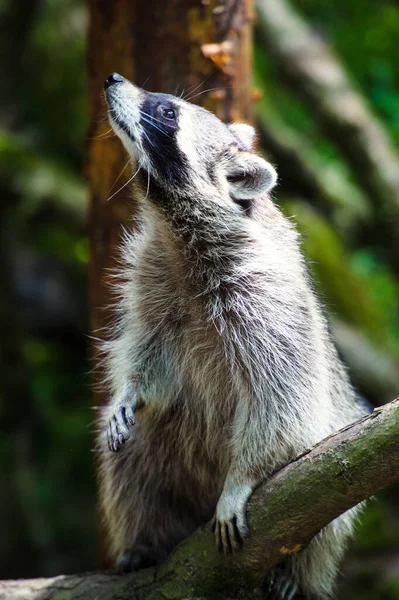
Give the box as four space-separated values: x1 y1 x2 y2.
1 398 398 600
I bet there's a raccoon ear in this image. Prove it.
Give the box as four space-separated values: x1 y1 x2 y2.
228 123 256 149
227 152 277 199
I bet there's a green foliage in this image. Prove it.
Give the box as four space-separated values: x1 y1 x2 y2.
21 0 88 164
254 1 399 358
0 0 93 578
283 200 399 354
294 0 399 143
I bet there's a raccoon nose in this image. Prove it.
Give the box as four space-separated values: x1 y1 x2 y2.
104 73 125 89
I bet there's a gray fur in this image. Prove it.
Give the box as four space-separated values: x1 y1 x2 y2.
97 76 367 598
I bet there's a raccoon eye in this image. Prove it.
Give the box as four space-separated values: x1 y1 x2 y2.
161 108 176 120
163 108 175 119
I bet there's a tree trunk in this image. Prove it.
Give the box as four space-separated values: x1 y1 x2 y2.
1 398 399 600
86 0 254 565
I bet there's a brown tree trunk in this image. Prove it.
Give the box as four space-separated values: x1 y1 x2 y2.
86 0 254 565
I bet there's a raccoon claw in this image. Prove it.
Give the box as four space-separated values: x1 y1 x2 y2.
214 515 247 554
107 404 135 452
264 567 299 600
214 485 251 554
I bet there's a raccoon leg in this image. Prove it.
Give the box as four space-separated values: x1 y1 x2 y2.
98 420 205 573
113 483 200 575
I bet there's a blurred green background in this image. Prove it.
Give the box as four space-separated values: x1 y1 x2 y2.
0 0 398 597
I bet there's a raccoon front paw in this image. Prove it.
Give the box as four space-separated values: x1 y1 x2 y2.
213 484 251 554
107 403 136 452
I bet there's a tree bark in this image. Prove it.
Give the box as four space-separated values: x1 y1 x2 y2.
255 0 399 273
87 0 254 565
1 398 398 600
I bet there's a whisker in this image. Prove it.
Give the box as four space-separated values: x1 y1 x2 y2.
185 86 225 103
182 74 213 101
139 110 168 128
105 163 142 202
88 128 115 140
144 164 151 200
140 73 151 89
94 115 111 124
106 159 131 195
182 81 203 101
142 129 154 148
140 115 169 137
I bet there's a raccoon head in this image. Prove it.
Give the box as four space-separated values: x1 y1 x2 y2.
104 73 277 214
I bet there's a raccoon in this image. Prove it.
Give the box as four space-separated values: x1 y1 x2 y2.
97 72 367 599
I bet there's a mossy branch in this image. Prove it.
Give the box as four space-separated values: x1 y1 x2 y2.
1 398 398 599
